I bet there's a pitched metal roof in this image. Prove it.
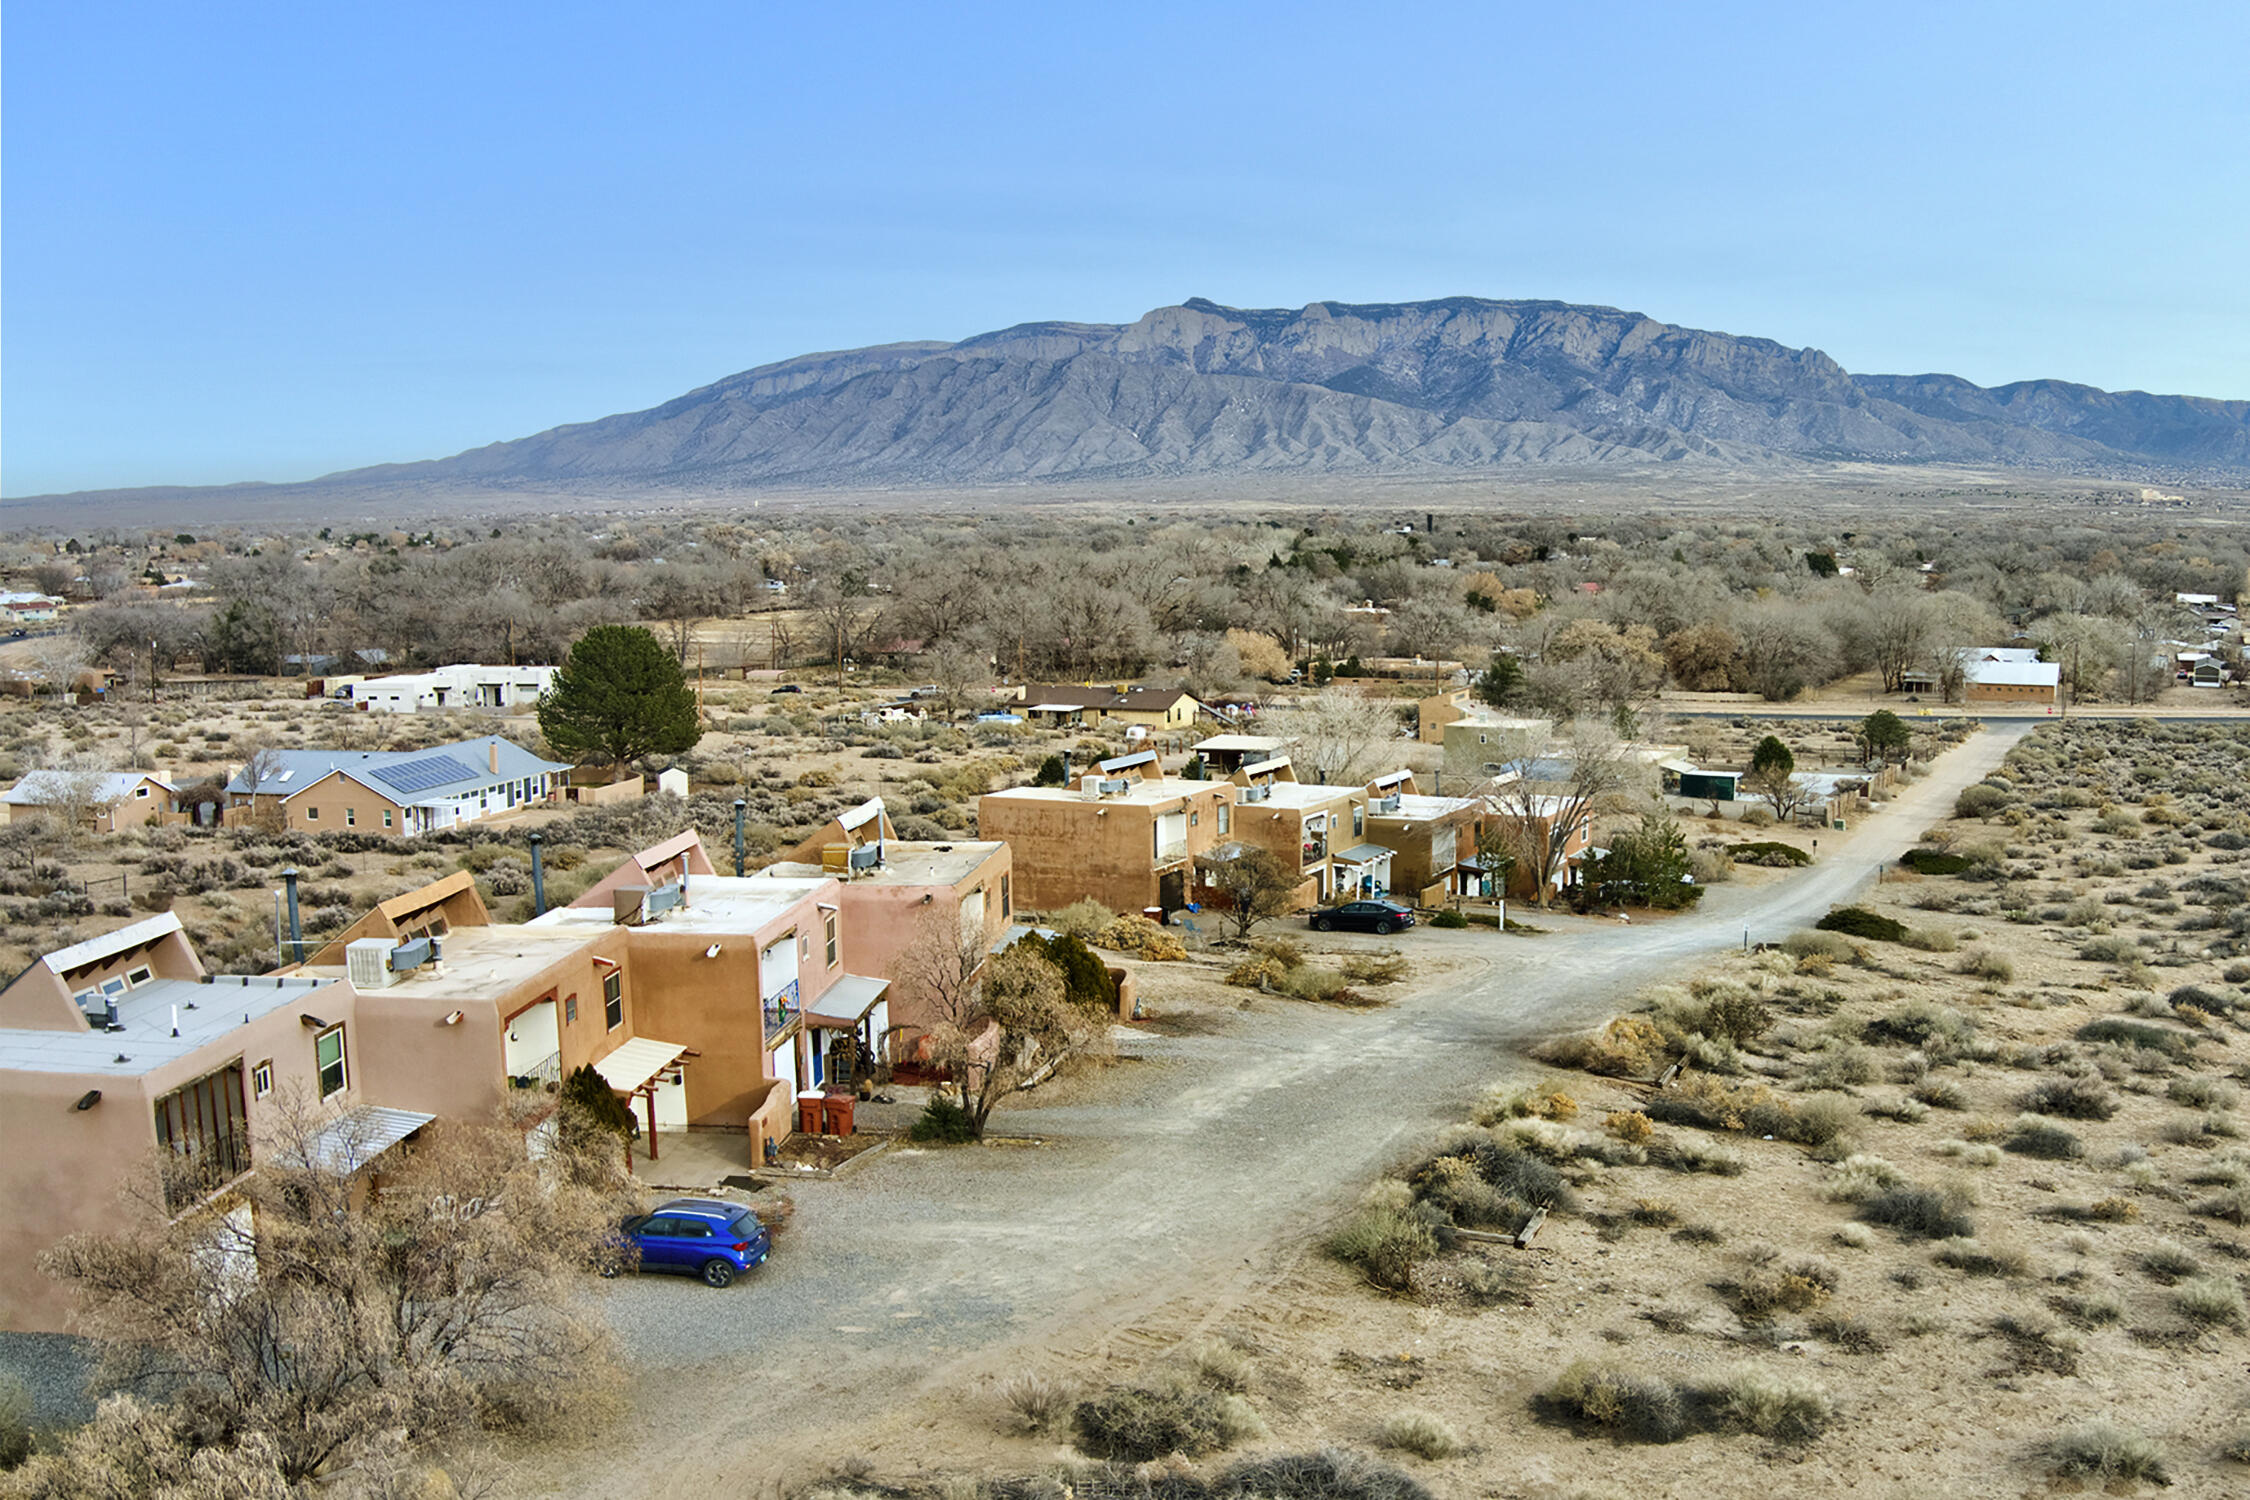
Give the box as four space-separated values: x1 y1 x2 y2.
286 1106 435 1176
2 771 173 806
223 737 568 803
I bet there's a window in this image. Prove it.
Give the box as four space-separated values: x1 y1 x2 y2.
383 809 393 828
1190 811 1199 826
126 966 153 986
315 1024 347 1098
252 1060 273 1099
1353 806 1365 837
565 994 578 1024
306 806 319 821
824 911 839 967
603 971 623 1031
134 785 150 799
345 808 356 827
1000 873 1011 918
1217 802 1231 836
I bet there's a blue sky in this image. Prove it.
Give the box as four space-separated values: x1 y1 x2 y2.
4 1 2245 496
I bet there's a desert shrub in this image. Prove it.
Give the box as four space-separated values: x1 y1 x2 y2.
1932 1238 2029 1277
2143 1238 2204 1282
1781 929 1857 962
2044 1421 2168 1484
1538 1362 1691 1443
1327 1205 1438 1289
1862 1000 1975 1052
0 1373 28 1470
1213 1450 1433 1500
1428 908 1469 929
1817 907 1907 943
998 1372 1075 1434
1956 947 2015 982
1911 1079 1967 1110
1956 784 2013 820
1374 1409 1464 1460
2079 933 2143 962
2019 1075 2117 1120
1818 1154 1906 1202
2170 1076 2240 1111
2007 1116 2085 1160
2054 1291 2126 1327
1732 839 1809 866
1605 1110 1654 1146
1704 1365 1834 1443
1097 914 1187 961
1900 925 1958 952
1733 1259 1838 1319
1860 1186 1974 1240
1800 1044 1879 1091
1072 1377 1265 1461
1046 899 1116 940
1339 950 1411 986
1277 965 1355 1004
2196 1186 2250 1225
1542 1015 1668 1076
2077 1017 2194 1059
1898 847 1971 875
1693 986 1771 1044
2172 1275 2248 1328
1226 956 1287 989
1191 1341 1254 1393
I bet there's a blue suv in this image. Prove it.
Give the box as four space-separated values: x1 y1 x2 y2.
613 1198 771 1288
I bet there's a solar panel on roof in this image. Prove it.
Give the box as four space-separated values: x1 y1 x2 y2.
370 755 480 794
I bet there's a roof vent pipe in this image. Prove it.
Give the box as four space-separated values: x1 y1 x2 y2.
282 866 303 965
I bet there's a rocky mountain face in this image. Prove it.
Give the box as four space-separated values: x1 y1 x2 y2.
322 296 2250 488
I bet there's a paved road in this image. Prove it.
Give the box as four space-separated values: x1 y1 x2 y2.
539 723 2032 1493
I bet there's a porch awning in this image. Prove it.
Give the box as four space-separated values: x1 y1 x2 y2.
807 974 890 1029
287 1105 434 1176
1456 856 1500 873
593 1037 690 1095
1333 843 1394 866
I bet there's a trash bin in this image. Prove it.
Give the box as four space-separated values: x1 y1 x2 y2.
796 1090 825 1135
1142 906 1166 925
822 1092 855 1136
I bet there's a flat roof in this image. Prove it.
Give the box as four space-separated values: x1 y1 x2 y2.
1193 734 1286 753
1252 782 1357 811
985 779 1221 808
755 841 1000 887
300 923 599 999
526 875 832 942
1382 793 1479 820
0 973 333 1076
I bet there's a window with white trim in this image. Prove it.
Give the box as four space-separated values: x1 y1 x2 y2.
252 1059 273 1099
315 1025 347 1099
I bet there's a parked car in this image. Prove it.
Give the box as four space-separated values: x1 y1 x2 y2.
769 683 803 695
610 1198 770 1287
1309 898 1415 935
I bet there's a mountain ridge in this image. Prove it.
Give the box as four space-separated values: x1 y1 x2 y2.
19 296 2250 508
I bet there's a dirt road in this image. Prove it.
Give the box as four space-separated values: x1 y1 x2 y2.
543 724 2028 1494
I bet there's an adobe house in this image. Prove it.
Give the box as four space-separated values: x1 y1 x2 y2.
225 735 570 836
1007 683 1203 730
1482 797 1595 901
570 828 717 910
1360 769 1487 904
979 750 1236 915
1186 733 1287 776
0 914 502 1332
306 870 491 966
1222 755 1378 907
2 770 178 832
753 797 1012 1043
1417 687 1475 744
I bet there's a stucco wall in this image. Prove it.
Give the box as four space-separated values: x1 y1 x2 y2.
829 846 1013 1037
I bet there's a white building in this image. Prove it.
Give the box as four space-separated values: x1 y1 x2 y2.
344 665 557 713
0 593 62 625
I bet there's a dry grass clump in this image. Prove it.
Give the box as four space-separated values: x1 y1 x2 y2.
1070 1374 1266 1461
1472 1081 1578 1124
1326 1198 1439 1291
1818 1154 1906 1202
1931 1237 2030 1278
2171 1275 2248 1328
1374 1408 1464 1459
997 1372 1075 1434
2043 1420 2169 1485
1704 1364 1835 1443
1189 1341 1255 1394
1539 1361 1833 1446
1733 1256 1840 1319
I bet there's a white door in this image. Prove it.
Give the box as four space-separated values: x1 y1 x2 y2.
770 1037 799 1096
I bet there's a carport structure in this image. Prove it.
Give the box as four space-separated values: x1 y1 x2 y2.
594 1037 698 1163
805 974 891 1089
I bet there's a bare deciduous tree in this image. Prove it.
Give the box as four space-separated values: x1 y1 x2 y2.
1476 719 1650 907
1193 843 1300 939
917 939 1106 1140
1265 688 1408 787
37 1095 634 1486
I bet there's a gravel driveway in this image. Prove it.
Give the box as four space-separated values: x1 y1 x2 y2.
535 725 2026 1493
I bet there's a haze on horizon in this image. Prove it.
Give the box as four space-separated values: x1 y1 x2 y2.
3 0 2246 498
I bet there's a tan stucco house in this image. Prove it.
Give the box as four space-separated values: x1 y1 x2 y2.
225 735 570 835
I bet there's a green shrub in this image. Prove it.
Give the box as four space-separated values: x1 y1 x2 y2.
1428 909 1469 929
908 1094 977 1143
2044 1421 2168 1485
2077 1017 2195 1059
1817 907 1907 943
1734 840 1812 867
1957 947 2015 982
1046 898 1116 940
1072 1377 1265 1461
1782 930 1858 962
1898 847 1971 875
0 1374 30 1471
1214 1451 1434 1500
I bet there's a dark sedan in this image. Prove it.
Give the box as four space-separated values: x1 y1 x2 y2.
1309 898 1415 935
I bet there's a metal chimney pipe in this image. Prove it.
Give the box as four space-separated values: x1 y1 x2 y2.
733 798 747 877
530 833 547 916
281 866 303 964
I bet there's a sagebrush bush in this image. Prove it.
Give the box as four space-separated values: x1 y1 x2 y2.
1956 947 2015 982
2006 1116 2086 1160
1327 1205 1437 1289
2018 1075 2116 1121
1860 1186 1974 1240
1539 1362 1690 1443
1071 1377 1265 1461
1933 1237 2030 1278
2171 1275 2247 1328
1375 1408 1464 1459
1045 899 1116 940
997 1372 1074 1434
1706 1364 1834 1443
1818 1154 1906 1203
2044 1421 2168 1484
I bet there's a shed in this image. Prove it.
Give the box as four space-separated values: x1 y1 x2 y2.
1661 761 1740 802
